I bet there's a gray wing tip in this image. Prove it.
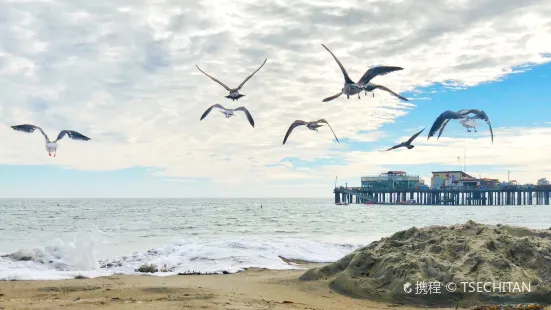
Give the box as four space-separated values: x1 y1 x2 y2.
378 65 404 70
55 130 90 142
11 124 36 132
235 106 255 127
200 105 217 120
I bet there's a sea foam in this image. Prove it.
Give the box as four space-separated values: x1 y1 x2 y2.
0 232 358 280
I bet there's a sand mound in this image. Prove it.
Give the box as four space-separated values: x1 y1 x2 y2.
300 221 551 307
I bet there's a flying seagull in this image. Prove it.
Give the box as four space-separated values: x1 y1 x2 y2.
428 109 493 142
283 119 339 145
320 44 408 102
384 127 425 151
196 58 267 101
460 118 477 132
200 103 255 127
11 124 90 157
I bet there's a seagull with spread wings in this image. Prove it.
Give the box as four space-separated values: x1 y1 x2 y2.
200 103 255 128
282 119 339 145
320 44 408 102
11 124 91 157
196 58 267 101
459 118 477 132
384 128 425 151
428 109 494 142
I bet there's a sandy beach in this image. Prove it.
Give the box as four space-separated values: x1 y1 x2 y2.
0 264 445 310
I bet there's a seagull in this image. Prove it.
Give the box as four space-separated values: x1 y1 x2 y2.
384 127 425 151
460 118 477 132
428 109 493 142
320 44 408 102
200 103 255 127
196 58 267 101
11 124 91 157
283 119 339 145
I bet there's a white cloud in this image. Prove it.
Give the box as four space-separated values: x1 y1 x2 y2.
0 0 550 196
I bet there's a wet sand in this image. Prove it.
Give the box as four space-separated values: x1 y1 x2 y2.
0 264 452 310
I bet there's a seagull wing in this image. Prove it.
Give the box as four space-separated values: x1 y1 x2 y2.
237 58 267 90
456 109 475 116
436 119 452 139
406 127 426 144
283 120 307 145
234 106 255 128
55 130 91 142
384 143 405 151
322 91 343 102
200 103 225 121
373 84 409 101
317 119 339 143
11 124 50 143
470 110 488 120
428 110 460 140
357 66 404 85
196 65 231 91
321 44 354 84
473 110 494 143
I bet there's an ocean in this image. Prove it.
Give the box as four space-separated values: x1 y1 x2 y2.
1 198 550 281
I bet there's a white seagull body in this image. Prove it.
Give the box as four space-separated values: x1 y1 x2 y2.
196 58 267 101
460 118 477 131
320 44 408 102
428 109 493 142
283 119 339 145
200 103 255 127
11 124 91 157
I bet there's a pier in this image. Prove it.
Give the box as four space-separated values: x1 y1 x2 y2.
334 186 551 205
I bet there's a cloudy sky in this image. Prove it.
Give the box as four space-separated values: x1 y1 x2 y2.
0 0 550 198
